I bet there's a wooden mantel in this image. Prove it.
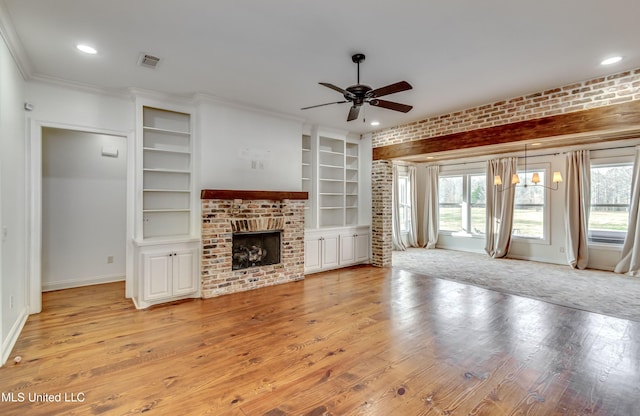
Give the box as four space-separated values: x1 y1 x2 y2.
201 189 308 200
372 100 640 160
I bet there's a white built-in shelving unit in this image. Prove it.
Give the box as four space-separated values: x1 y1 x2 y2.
305 134 360 228
302 130 368 273
134 100 199 309
345 142 359 226
141 106 193 239
318 136 347 227
301 134 313 226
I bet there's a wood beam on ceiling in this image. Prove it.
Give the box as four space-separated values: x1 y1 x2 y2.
372 100 640 161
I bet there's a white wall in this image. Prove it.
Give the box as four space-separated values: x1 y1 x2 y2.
0 31 28 364
418 141 639 271
356 133 372 226
25 82 136 311
25 82 135 132
197 99 304 191
42 128 127 290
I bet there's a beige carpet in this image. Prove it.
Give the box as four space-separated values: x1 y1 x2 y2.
392 248 640 322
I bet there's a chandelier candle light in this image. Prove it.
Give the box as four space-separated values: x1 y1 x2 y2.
494 143 563 191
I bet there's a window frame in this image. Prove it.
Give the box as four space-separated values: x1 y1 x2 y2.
588 156 634 247
510 162 551 245
438 170 486 238
397 175 411 233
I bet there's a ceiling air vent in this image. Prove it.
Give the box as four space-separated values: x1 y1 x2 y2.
138 53 160 69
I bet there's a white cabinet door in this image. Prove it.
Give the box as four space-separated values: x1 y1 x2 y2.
172 249 198 296
304 238 322 273
322 235 340 269
143 252 172 301
340 234 356 265
141 244 198 304
354 233 369 263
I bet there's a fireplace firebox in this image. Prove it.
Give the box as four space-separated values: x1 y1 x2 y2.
232 231 281 270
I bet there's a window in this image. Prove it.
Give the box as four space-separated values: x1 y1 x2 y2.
589 164 632 244
439 174 486 235
439 176 463 232
469 174 486 235
397 176 411 232
512 171 546 239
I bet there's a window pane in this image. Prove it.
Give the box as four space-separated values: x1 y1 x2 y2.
512 171 545 239
589 165 632 244
470 175 486 234
398 177 409 232
439 176 463 232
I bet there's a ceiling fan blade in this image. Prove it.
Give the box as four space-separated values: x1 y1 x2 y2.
369 81 412 98
319 82 353 97
301 100 348 110
369 99 413 113
347 105 360 121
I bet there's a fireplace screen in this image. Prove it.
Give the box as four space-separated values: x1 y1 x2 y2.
232 231 281 270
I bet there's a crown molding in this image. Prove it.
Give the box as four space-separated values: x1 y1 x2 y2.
193 92 304 124
128 87 194 105
30 73 133 99
0 0 31 79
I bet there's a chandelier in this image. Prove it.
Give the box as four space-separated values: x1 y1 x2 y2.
494 143 563 191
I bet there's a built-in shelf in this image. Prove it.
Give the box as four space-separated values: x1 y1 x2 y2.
143 147 191 155
302 135 360 228
143 209 191 213
141 106 193 239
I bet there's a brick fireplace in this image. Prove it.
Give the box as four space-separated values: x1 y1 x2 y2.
200 190 307 297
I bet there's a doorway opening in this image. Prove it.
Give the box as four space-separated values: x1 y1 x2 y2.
29 123 134 314
41 128 127 292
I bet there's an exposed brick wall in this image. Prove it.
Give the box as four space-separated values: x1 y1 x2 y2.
371 68 640 148
371 160 393 267
201 199 305 297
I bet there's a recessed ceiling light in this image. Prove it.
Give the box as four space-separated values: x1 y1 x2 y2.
601 56 622 66
426 156 434 160
76 44 97 54
370 121 380 126
531 142 542 146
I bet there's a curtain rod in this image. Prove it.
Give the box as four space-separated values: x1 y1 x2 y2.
431 144 637 168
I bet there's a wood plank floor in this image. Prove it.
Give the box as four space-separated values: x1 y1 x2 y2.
1 266 639 415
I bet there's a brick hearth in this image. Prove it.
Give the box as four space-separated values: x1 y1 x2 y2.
200 190 307 297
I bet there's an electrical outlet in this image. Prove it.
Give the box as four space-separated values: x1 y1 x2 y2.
559 247 565 253
9 295 13 309
107 256 114 264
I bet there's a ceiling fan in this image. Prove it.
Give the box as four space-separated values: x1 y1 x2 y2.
301 53 413 122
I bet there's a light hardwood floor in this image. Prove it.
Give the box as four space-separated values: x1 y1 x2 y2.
1 265 639 415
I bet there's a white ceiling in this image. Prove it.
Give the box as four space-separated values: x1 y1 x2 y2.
2 0 639 134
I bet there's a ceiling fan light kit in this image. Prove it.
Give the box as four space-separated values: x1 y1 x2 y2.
301 53 413 122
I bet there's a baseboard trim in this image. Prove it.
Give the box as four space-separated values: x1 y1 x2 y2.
1 308 28 366
42 274 125 292
506 253 567 266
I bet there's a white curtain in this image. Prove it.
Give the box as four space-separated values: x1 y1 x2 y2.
615 146 640 275
407 165 419 248
420 165 439 248
392 163 407 251
565 150 591 269
485 157 517 258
